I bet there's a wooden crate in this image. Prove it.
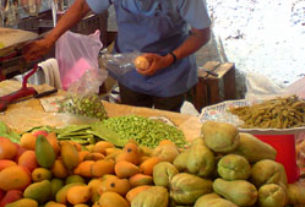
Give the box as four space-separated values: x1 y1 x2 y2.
192 61 236 111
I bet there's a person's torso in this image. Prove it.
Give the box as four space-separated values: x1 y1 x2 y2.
111 0 198 97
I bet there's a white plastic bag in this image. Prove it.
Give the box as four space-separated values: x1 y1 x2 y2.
245 72 305 100
285 77 305 99
245 72 286 100
55 30 103 90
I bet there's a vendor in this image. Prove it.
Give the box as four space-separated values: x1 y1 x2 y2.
24 0 211 112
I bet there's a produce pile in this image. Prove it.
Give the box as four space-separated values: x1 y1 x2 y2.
22 115 185 149
102 115 185 148
229 95 305 129
0 121 304 207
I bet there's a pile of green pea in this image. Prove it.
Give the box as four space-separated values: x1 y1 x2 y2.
102 115 186 148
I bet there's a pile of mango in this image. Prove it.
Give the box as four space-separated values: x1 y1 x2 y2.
0 121 304 207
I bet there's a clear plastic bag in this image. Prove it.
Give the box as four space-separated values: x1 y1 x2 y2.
55 30 103 90
58 69 109 121
101 52 141 75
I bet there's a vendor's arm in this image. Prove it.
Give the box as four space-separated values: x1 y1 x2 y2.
137 0 211 76
24 0 90 61
23 0 110 61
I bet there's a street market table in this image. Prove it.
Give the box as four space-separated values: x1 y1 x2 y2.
0 80 202 142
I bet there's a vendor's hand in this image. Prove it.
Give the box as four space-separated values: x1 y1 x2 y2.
23 38 53 62
136 53 174 76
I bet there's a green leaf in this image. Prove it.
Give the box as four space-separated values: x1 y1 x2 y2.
90 122 126 147
0 121 20 143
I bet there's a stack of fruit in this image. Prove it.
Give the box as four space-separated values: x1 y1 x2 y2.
0 121 304 207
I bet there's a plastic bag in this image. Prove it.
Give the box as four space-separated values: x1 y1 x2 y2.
245 72 305 101
245 72 286 101
55 30 103 90
285 76 305 99
58 69 109 121
101 52 141 75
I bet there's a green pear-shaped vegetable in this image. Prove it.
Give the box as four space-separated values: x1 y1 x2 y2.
194 193 238 207
170 173 213 205
153 162 179 187
258 184 287 207
201 121 239 153
186 138 215 178
218 154 251 180
233 133 276 163
153 144 179 163
251 159 287 188
173 150 190 171
287 182 305 205
213 178 258 207
131 186 169 207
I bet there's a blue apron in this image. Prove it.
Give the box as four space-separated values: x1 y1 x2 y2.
111 0 198 97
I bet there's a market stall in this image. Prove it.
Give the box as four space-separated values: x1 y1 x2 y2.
0 1 304 206
0 79 304 207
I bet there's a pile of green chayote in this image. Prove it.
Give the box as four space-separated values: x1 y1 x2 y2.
102 115 185 148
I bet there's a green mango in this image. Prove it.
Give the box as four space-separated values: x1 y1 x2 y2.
50 178 64 199
55 183 85 204
32 168 53 182
60 141 79 171
213 178 258 207
65 175 86 185
23 180 52 204
5 198 38 207
35 135 56 168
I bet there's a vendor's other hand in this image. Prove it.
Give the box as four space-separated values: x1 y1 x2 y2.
23 38 53 62
136 53 174 76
